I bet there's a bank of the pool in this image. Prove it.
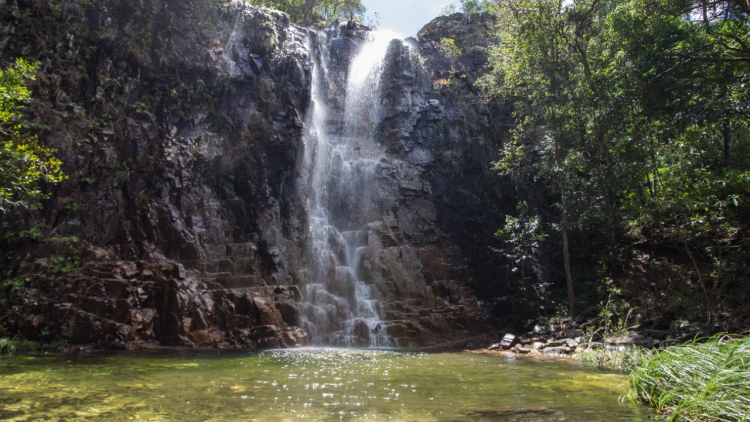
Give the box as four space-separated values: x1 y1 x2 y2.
626 335 750 422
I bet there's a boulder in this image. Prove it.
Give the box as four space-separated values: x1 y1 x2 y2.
499 333 518 350
542 346 573 356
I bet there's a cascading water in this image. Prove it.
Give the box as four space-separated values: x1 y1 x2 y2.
302 29 401 347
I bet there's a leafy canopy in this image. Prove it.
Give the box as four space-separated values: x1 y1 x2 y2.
0 59 65 214
482 0 750 325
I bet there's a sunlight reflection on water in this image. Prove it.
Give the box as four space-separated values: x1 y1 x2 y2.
0 348 651 421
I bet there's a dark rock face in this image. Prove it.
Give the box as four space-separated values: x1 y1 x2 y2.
1 2 510 348
11 259 308 349
376 15 518 322
1 0 313 348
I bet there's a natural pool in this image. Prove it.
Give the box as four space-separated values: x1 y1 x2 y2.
0 348 650 421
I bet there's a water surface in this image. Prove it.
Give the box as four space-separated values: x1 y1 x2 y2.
0 348 650 421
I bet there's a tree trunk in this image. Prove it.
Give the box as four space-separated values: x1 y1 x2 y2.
555 144 576 318
723 116 732 166
562 218 576 319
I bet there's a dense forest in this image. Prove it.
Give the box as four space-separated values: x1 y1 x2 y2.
469 0 750 332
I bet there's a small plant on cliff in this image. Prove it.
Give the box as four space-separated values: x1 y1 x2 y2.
116 158 134 185
0 59 66 214
437 38 462 71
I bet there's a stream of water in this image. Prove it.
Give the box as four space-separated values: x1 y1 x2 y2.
302 29 402 347
0 348 651 421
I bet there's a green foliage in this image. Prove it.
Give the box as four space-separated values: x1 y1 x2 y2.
492 140 528 176
577 346 653 372
224 175 237 200
438 38 462 71
0 276 30 295
495 201 548 312
48 254 78 276
628 335 750 421
116 158 133 185
0 337 67 355
0 59 66 213
439 38 461 57
440 0 492 16
598 277 633 339
459 0 492 16
439 3 458 16
496 202 545 274
132 101 150 115
247 0 366 26
482 0 750 326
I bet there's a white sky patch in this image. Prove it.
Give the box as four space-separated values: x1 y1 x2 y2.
362 0 450 37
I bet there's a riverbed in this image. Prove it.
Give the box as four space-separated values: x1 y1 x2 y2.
0 348 651 421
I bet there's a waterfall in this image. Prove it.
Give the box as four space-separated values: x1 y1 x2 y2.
302 29 401 347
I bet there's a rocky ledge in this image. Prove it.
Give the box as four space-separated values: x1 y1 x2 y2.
479 323 750 358
11 256 308 350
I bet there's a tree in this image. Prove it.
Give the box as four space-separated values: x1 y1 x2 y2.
0 59 65 215
495 201 547 310
483 0 750 326
341 0 365 26
248 0 366 26
482 0 612 318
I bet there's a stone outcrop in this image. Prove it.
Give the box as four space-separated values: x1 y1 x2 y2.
370 14 519 331
0 1 512 349
12 258 307 349
1 0 313 348
378 15 523 315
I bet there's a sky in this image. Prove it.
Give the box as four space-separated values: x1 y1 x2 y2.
361 0 454 38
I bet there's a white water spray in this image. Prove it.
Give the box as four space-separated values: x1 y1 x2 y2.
302 29 402 347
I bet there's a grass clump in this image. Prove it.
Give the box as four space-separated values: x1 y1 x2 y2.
628 335 750 421
0 337 66 355
577 346 652 372
0 337 40 355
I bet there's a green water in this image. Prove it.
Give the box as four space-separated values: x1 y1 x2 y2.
0 348 650 421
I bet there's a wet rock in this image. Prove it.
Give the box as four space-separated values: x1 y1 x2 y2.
544 340 567 348
605 332 660 348
565 328 584 338
499 333 518 350
542 346 573 356
565 339 579 349
276 300 302 327
533 326 550 335
513 344 531 354
189 330 215 347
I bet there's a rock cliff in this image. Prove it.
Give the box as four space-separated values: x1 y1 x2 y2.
0 1 513 349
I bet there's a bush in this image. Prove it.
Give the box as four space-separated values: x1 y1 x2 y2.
577 346 652 372
628 335 750 421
